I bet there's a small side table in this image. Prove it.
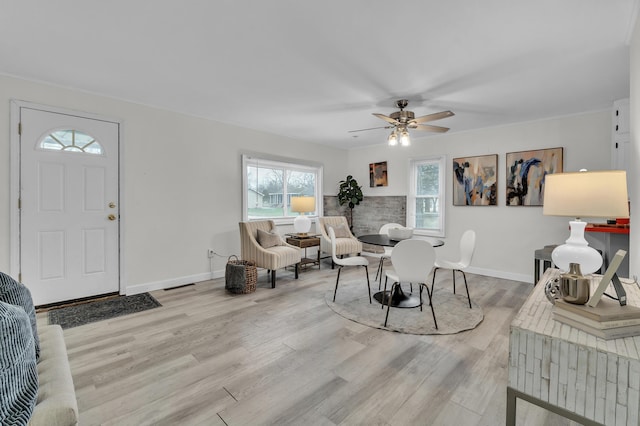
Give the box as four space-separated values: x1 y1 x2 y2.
533 245 556 285
286 234 320 270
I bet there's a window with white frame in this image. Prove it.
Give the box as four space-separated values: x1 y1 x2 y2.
407 156 446 237
39 129 104 155
242 155 322 222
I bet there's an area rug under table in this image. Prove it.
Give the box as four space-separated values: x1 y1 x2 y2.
48 293 162 329
325 281 483 335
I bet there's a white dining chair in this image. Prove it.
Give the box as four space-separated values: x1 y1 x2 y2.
383 239 437 328
373 223 404 288
431 229 476 309
329 227 372 303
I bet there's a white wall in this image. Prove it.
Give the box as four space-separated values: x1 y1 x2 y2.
630 16 640 279
0 73 625 289
0 74 348 293
347 111 612 282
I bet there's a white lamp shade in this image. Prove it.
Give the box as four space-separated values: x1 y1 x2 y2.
291 196 315 213
543 170 629 218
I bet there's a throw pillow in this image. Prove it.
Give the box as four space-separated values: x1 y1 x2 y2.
329 224 350 238
257 229 282 248
0 272 40 360
0 301 38 425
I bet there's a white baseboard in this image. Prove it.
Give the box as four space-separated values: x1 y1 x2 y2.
125 269 226 295
125 265 531 296
464 266 531 284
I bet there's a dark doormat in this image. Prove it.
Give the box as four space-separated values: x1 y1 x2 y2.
48 293 162 329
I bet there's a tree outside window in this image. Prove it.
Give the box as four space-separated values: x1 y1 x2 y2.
408 156 446 237
243 156 321 220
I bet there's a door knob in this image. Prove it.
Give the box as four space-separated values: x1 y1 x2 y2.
108 214 117 221
109 202 116 208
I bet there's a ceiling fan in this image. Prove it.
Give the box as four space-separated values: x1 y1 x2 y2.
349 99 454 146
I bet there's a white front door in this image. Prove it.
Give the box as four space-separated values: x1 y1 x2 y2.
19 107 120 306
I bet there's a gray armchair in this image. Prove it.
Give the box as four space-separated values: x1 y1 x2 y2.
318 216 362 268
239 220 301 288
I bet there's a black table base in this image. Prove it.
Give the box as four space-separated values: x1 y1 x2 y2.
373 285 422 308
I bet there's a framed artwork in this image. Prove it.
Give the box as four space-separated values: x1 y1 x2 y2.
453 154 498 206
369 161 388 187
506 147 563 206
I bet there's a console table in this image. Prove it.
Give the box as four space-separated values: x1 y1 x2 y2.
507 268 640 425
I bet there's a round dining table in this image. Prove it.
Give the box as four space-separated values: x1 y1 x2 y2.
358 234 444 308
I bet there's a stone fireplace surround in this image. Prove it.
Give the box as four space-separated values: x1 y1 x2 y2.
321 195 406 237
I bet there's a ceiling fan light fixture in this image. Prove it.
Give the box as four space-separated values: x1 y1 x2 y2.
388 130 398 146
400 129 410 146
351 99 454 145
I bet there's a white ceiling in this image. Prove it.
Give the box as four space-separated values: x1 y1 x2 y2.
0 1 638 148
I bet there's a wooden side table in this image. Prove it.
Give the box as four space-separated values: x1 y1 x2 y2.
508 268 640 425
285 234 320 270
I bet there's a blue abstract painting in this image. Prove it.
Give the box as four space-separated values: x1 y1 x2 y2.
453 154 498 206
506 147 563 206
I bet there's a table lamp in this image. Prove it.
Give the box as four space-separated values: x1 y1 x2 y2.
291 196 315 235
543 170 629 274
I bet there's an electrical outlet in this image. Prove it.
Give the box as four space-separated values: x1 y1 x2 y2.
207 249 215 258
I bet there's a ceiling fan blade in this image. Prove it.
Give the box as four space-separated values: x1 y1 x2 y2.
411 124 450 133
411 110 455 124
348 125 393 133
372 113 400 125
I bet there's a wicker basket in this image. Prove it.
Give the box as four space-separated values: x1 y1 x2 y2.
225 255 257 294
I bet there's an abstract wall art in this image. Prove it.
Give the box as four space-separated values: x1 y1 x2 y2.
369 161 388 187
453 154 498 206
506 147 563 206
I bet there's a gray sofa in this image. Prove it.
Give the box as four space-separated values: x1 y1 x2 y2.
0 271 78 425
29 324 78 426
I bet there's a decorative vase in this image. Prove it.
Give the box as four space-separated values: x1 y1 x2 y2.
559 262 590 305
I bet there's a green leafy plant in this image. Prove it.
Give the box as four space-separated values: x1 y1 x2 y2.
337 175 363 229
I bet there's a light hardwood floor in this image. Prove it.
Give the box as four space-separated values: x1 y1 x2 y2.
37 258 580 425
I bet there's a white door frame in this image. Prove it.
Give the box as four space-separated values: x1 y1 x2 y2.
9 99 126 295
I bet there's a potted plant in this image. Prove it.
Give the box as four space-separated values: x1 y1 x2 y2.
337 175 363 229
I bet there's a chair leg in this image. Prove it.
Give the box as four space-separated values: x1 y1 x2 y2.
460 270 472 309
364 265 372 304
333 267 342 302
375 257 384 289
424 282 438 329
430 267 439 305
271 270 276 288
295 263 299 279
384 282 397 327
452 270 456 294
382 276 389 309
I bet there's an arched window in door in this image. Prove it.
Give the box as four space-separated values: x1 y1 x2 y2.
38 129 104 155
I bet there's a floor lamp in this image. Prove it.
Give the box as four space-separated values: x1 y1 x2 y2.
291 196 315 236
543 170 629 274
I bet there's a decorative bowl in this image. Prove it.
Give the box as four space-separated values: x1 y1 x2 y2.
388 227 413 240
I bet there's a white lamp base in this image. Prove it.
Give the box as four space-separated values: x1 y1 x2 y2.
293 215 311 235
551 220 602 274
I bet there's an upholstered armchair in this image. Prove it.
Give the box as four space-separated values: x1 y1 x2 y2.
318 216 362 268
239 220 301 288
